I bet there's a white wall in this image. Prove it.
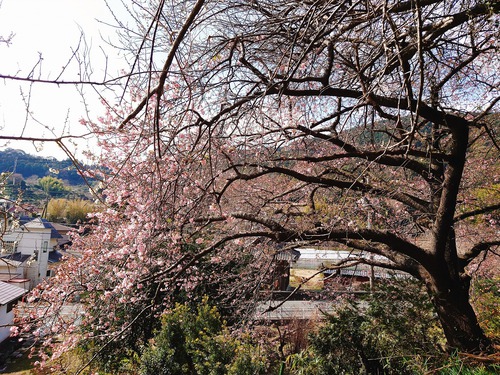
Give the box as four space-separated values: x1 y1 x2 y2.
0 303 14 343
18 230 51 286
3 222 52 287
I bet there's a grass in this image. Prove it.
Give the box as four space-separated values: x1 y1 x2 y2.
289 268 324 290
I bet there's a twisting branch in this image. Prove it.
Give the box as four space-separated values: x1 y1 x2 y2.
119 0 206 130
459 240 500 266
454 203 500 223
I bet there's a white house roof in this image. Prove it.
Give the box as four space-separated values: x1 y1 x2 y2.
0 281 26 305
297 248 386 262
23 217 47 229
19 216 63 239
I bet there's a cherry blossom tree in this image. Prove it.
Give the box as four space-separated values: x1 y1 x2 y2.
19 0 500 366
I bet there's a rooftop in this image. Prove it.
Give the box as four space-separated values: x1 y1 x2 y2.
0 281 26 305
19 216 63 239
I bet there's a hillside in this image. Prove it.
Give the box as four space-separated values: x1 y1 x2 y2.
0 149 87 186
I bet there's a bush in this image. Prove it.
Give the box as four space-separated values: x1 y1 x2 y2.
437 352 500 375
471 277 500 342
288 279 446 374
47 198 96 223
140 297 273 375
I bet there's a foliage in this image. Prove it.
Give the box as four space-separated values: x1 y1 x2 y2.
471 277 500 342
139 298 272 375
73 281 165 374
436 353 500 375
0 148 88 186
46 198 96 223
17 0 500 368
65 199 96 223
46 198 67 221
74 343 141 375
38 176 68 198
288 279 446 374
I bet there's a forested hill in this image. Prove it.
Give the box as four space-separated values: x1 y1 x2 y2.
0 149 86 185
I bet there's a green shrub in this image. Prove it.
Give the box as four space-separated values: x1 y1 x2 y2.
471 277 500 342
437 353 500 375
288 279 446 374
140 297 272 375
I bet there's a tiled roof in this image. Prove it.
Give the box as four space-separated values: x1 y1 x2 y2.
0 281 26 305
50 222 74 233
57 235 72 247
275 249 301 261
0 274 23 281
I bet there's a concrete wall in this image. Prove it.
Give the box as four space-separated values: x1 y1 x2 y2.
0 303 14 343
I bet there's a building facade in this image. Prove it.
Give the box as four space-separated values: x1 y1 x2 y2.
1 217 62 289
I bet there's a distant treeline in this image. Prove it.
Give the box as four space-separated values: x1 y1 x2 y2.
0 149 88 185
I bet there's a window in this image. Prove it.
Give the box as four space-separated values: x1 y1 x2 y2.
42 241 48 253
1 240 18 254
6 298 20 313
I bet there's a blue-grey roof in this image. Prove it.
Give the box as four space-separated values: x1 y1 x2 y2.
0 281 26 305
48 250 64 263
0 252 31 263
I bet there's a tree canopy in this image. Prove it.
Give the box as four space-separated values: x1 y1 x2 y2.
18 0 500 367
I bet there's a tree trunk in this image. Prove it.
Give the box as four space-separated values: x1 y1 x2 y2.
427 277 491 353
423 119 491 353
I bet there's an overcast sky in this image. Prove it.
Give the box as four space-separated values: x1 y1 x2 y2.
0 0 125 160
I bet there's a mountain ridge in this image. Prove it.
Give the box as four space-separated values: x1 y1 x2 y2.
0 148 86 186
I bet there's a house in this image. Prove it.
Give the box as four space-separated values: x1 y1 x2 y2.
0 253 31 289
1 217 63 288
293 247 410 291
0 281 26 343
50 222 74 249
0 199 37 218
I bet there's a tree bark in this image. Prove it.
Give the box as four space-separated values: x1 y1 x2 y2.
427 276 492 353
423 116 492 353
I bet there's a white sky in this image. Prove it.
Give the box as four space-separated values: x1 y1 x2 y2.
0 0 126 160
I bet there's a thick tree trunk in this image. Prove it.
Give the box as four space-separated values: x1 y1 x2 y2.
423 118 492 353
427 278 491 353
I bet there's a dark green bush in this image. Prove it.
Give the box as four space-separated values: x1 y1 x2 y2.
288 279 446 374
140 297 273 375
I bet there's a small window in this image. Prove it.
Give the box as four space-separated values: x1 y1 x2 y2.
6 298 19 313
2 240 18 254
42 241 48 253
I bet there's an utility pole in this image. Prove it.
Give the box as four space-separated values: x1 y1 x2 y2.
359 196 375 292
367 208 375 292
